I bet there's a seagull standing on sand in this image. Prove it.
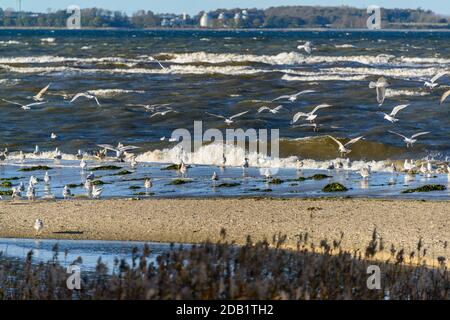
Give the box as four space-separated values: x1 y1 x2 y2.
388 131 430 148
328 135 364 157
205 111 249 125
380 104 410 123
292 104 332 124
1 99 45 110
272 90 315 103
34 219 44 236
369 77 390 106
70 92 101 107
33 84 51 101
12 186 21 199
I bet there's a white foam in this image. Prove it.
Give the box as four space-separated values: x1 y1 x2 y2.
87 89 146 97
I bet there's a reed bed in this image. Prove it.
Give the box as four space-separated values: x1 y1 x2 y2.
0 229 449 300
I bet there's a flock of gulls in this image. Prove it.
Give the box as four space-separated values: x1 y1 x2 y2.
0 43 449 209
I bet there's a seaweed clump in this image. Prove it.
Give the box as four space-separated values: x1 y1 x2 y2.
19 166 52 172
402 185 446 194
322 183 348 193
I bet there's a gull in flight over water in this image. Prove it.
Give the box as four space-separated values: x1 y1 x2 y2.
97 142 140 161
1 99 45 110
440 90 450 105
149 56 166 69
258 105 283 114
272 90 315 103
380 104 410 123
150 107 178 118
127 103 171 112
206 111 249 125
388 131 430 148
33 83 51 101
369 77 390 106
424 71 449 90
297 41 312 54
70 92 101 107
292 104 332 124
328 135 364 157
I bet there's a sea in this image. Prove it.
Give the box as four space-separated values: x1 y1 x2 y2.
0 29 449 199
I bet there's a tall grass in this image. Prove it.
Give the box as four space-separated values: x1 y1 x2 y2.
0 230 448 300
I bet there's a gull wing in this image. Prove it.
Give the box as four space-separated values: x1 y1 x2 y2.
293 90 316 98
120 145 140 151
390 104 409 117
292 112 307 124
150 112 165 118
230 110 249 120
93 96 101 107
205 112 226 120
430 71 449 83
70 93 88 103
97 144 117 152
388 130 408 140
1 99 24 107
271 95 290 102
376 86 386 105
310 104 332 115
440 90 450 104
34 84 50 100
327 136 345 149
24 102 46 108
411 132 430 139
345 136 364 147
273 105 283 112
258 106 270 113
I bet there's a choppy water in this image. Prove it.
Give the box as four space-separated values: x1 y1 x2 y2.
0 29 450 199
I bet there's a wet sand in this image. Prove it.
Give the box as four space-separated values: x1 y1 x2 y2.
0 198 449 263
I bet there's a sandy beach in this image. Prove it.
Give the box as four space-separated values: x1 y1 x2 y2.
0 198 449 261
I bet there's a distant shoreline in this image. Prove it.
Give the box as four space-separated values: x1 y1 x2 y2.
1 26 450 32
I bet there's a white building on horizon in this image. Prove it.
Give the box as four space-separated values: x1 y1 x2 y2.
200 12 213 28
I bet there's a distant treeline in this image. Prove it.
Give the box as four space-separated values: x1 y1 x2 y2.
0 5 448 29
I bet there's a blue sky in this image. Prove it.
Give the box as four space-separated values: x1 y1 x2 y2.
2 1 450 15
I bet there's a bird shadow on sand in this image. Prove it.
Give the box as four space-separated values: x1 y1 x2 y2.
52 231 84 235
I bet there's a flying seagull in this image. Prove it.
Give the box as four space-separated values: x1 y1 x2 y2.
205 111 249 125
258 105 283 114
292 104 332 124
1 99 45 110
369 77 390 106
149 56 166 69
272 90 315 103
297 41 312 54
388 131 430 148
70 92 101 107
150 108 178 118
328 135 364 156
424 71 449 90
380 104 410 123
97 142 140 161
33 83 51 101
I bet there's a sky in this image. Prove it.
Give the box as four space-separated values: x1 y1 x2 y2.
1 0 449 16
